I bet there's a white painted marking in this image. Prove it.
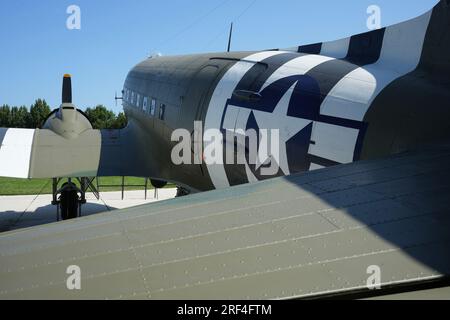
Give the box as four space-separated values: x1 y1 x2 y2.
222 105 240 130
261 54 334 91
204 51 287 189
0 129 35 178
309 163 325 171
222 54 334 183
205 8 432 187
309 122 360 164
320 11 432 121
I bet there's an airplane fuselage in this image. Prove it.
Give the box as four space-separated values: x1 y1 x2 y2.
122 10 450 192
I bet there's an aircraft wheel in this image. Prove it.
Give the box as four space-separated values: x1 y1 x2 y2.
151 179 167 189
60 185 79 220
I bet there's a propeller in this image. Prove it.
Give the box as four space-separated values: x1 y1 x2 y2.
42 74 93 139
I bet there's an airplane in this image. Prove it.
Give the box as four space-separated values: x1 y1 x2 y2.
1 0 449 216
0 0 449 300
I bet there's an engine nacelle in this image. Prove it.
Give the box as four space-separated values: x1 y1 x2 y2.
43 105 93 139
42 74 93 139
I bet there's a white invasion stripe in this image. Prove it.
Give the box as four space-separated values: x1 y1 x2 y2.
233 107 252 134
309 123 360 164
0 129 35 178
231 108 259 183
309 163 325 171
222 105 241 130
204 51 287 189
261 54 334 91
223 107 259 183
320 11 432 121
320 37 350 59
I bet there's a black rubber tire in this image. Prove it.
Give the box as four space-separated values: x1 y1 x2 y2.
60 189 79 220
151 179 167 189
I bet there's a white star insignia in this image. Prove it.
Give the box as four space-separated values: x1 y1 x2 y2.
252 82 312 175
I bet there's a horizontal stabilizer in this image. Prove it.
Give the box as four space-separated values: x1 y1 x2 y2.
0 127 101 178
0 128 35 178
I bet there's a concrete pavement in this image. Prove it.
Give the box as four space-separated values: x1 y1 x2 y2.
0 188 177 233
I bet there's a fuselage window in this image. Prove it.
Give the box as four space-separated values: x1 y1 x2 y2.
159 103 166 120
151 98 156 116
143 97 148 113
131 91 135 105
136 94 141 108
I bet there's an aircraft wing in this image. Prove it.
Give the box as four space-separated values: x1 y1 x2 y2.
0 126 146 179
1 144 450 299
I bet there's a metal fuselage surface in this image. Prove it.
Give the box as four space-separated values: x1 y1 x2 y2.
123 52 249 191
122 5 450 192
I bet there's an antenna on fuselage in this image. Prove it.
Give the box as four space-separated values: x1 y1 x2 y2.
227 22 233 52
115 91 123 107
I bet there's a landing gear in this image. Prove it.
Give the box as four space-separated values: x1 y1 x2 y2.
52 177 98 221
59 182 80 220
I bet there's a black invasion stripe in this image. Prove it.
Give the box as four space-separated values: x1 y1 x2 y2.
0 128 8 148
304 59 363 107
234 52 305 93
360 1 450 160
345 28 386 66
286 58 374 123
298 43 322 54
289 29 385 122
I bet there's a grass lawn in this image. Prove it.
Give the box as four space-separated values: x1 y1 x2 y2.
0 177 175 196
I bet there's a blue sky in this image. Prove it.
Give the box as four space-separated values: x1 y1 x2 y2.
0 0 438 113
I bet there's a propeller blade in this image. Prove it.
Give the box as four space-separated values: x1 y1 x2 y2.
62 74 72 104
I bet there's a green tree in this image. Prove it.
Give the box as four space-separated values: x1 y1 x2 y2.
111 112 128 129
29 99 51 128
84 105 116 129
9 106 30 128
2 101 126 130
0 105 11 127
